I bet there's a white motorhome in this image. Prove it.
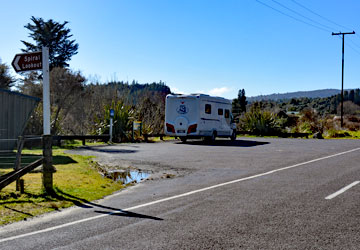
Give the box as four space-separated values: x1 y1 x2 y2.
164 94 237 142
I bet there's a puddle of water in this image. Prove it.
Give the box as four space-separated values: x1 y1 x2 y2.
106 170 150 184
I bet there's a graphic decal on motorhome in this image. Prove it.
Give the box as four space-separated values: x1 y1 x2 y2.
177 104 189 114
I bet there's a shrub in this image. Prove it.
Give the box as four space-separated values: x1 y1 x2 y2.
326 130 351 138
299 108 325 133
93 100 134 142
299 121 312 133
337 101 360 116
239 102 281 135
343 120 360 131
325 129 338 138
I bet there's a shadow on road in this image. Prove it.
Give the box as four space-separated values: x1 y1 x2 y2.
95 210 163 220
80 145 138 154
55 189 163 221
176 139 269 147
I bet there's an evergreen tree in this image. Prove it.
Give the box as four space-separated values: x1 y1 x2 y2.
349 89 355 102
232 89 247 118
0 60 15 89
355 89 360 105
239 89 247 113
21 16 78 69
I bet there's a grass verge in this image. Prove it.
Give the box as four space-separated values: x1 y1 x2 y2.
0 144 124 226
324 130 360 139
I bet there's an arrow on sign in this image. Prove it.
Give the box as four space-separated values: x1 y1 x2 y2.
12 56 21 71
11 51 42 73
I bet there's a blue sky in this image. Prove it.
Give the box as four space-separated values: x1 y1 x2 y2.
1 0 360 99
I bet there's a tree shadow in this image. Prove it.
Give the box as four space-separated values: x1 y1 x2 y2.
177 139 270 147
0 193 58 220
4 205 33 217
0 199 33 206
53 155 77 165
0 189 163 221
0 154 76 171
80 146 137 154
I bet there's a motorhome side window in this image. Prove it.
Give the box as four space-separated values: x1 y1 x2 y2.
225 109 230 118
205 104 211 114
218 108 223 116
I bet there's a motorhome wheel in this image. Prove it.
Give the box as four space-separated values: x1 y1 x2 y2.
231 130 236 141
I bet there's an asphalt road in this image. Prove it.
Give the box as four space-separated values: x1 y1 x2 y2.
1 137 360 249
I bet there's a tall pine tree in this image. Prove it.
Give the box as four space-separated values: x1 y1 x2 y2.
239 89 247 113
21 16 78 69
232 88 247 118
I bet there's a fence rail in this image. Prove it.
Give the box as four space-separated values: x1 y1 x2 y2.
52 135 110 146
0 136 43 191
0 158 43 191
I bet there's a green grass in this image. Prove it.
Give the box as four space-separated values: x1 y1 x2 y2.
149 136 176 142
349 131 360 138
324 130 360 139
239 130 360 140
0 143 124 226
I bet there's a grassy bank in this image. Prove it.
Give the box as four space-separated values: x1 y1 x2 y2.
0 144 124 226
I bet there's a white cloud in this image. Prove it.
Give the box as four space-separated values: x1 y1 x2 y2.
207 86 232 97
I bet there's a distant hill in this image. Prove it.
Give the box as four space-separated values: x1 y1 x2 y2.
248 89 341 102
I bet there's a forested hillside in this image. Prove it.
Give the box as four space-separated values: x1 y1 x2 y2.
252 89 360 115
248 89 341 102
107 80 171 105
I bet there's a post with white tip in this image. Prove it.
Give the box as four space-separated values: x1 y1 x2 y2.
42 46 54 193
42 47 50 135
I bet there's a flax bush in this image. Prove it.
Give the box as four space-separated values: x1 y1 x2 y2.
94 100 134 142
239 102 281 135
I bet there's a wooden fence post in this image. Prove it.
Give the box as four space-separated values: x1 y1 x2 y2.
14 136 25 191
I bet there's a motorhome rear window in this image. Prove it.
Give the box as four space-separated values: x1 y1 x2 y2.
218 108 223 116
205 104 211 114
225 109 230 118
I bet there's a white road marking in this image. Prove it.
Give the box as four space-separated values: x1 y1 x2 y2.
1 147 360 243
325 181 360 200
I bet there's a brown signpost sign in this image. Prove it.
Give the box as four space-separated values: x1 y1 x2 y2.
11 51 42 72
